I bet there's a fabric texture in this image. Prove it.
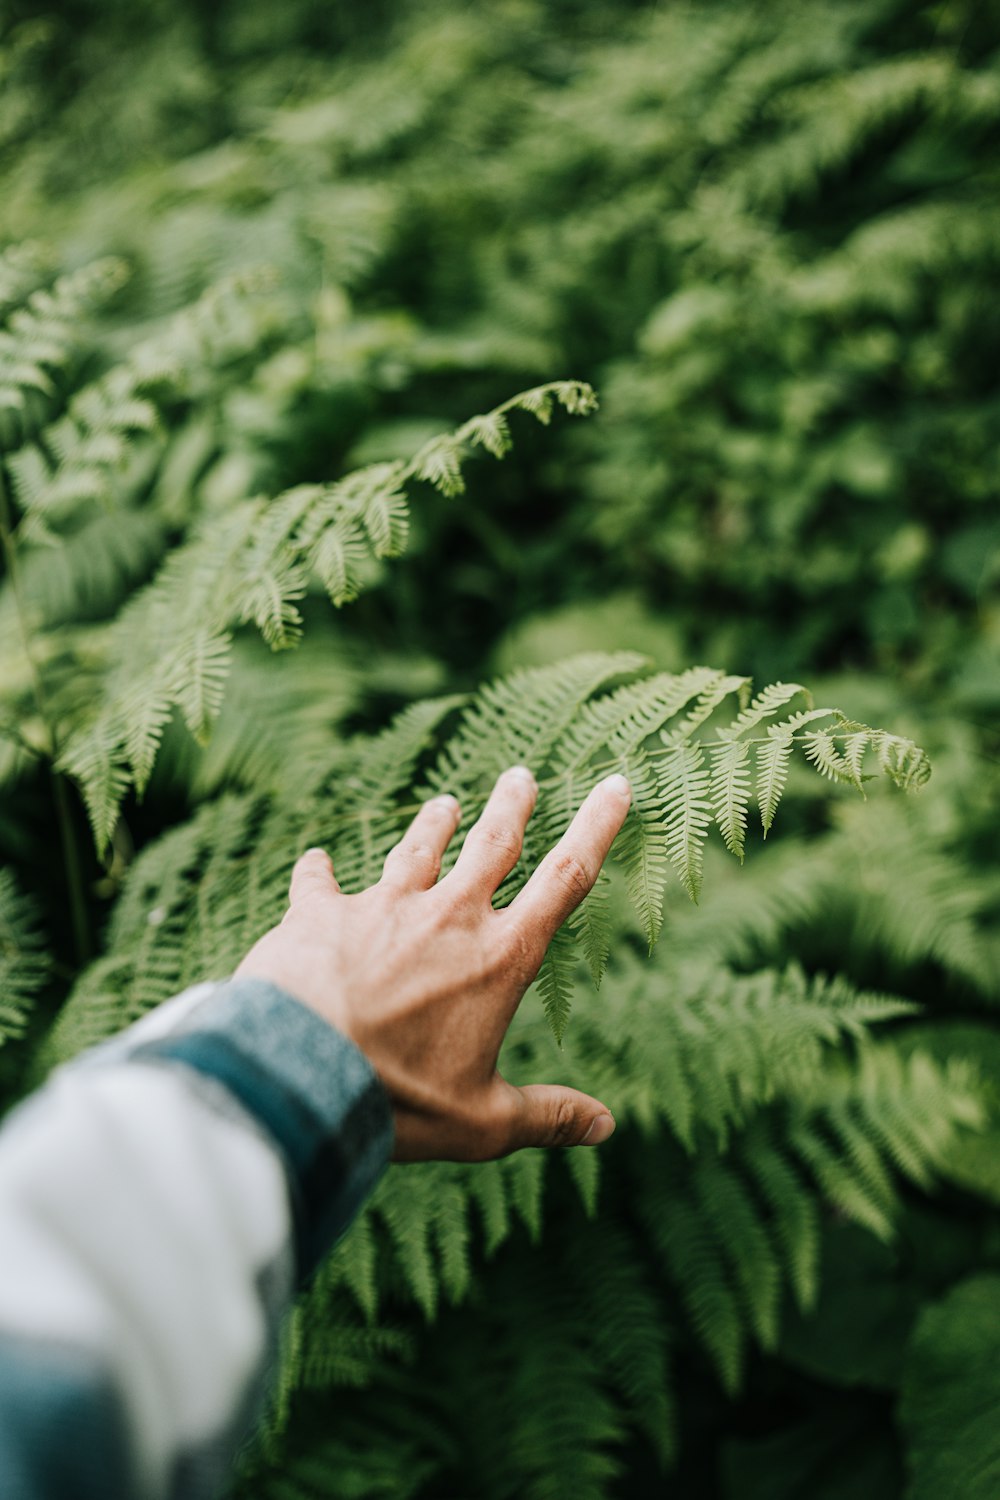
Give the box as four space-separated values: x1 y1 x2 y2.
0 977 393 1500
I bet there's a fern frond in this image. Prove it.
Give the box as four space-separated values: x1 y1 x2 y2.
787 1045 984 1239
659 741 714 903
709 737 752 861
0 258 128 424
616 751 672 949
691 1152 782 1349
637 1150 745 1391
575 954 917 1151
736 1121 820 1312
756 727 795 837
661 672 749 744
434 652 645 795
567 869 613 988
0 869 50 1045
721 681 808 738
566 1222 676 1464
51 657 932 1040
57 387 598 847
535 924 578 1041
0 243 49 317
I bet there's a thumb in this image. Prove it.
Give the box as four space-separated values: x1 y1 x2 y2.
289 846 342 906
508 1083 616 1151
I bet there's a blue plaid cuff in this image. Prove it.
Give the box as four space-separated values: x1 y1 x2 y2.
124 979 393 1280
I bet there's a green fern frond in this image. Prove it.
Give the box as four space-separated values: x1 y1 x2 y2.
567 1222 676 1464
567 869 613 988
627 1039 983 1390
2 508 167 630
616 751 673 949
0 258 128 424
756 727 795 837
709 737 753 861
57 386 598 848
433 652 646 796
50 657 931 1042
786 1045 984 1239
535 924 579 1042
734 55 957 212
659 741 714 903
0 243 49 317
0 869 50 1045
736 1121 820 1312
637 1150 745 1391
573 954 917 1151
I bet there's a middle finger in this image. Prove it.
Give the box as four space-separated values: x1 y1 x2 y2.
444 766 537 903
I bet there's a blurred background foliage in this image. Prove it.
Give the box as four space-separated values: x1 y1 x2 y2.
1 0 999 1495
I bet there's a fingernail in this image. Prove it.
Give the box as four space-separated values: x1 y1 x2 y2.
580 1113 616 1146
598 773 631 801
303 846 329 858
430 794 460 815
506 764 537 788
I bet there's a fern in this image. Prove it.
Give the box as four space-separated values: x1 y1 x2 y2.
669 795 999 1003
0 257 127 425
6 271 272 545
52 382 596 850
42 656 931 1058
0 869 49 1046
4 8 997 1491
571 955 917 1152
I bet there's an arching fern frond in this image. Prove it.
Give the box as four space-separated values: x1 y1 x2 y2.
47 655 931 1049
569 955 916 1151
58 384 598 850
632 1041 981 1392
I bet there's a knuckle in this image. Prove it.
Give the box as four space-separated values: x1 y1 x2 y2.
550 852 593 904
386 841 439 881
414 843 441 877
549 1095 581 1148
479 824 522 862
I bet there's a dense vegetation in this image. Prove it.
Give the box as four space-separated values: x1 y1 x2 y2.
1 0 998 1494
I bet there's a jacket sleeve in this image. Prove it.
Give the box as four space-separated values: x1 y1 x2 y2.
0 977 394 1500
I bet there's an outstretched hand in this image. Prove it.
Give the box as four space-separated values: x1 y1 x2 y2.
235 766 631 1162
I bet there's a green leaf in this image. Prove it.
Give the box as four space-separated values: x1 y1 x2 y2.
900 1275 1000 1500
659 741 714 903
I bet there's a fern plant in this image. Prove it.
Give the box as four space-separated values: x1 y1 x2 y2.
0 869 49 1048
3 2 1000 1494
42 654 929 1058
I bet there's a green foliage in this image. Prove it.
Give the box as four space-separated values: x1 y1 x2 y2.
0 256 595 846
0 869 49 1046
899 1275 1000 1500
42 658 929 1055
2 0 1000 1494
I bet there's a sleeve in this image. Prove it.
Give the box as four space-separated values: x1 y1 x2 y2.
0 977 394 1500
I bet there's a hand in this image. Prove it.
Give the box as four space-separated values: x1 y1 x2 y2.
235 766 631 1162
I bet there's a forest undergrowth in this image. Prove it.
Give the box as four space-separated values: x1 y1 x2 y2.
1 0 998 1494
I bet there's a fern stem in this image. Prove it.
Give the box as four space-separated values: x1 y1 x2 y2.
0 462 92 965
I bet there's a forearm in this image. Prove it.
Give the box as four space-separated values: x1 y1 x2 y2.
0 978 392 1500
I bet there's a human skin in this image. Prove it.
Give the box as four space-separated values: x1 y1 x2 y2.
236 765 632 1162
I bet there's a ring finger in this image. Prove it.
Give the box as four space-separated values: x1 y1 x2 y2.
381 794 461 892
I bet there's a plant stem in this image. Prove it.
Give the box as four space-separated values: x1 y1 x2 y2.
0 462 91 965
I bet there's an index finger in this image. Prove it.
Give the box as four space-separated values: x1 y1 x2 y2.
506 773 631 945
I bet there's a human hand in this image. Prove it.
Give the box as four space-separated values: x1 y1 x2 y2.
235 766 631 1162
